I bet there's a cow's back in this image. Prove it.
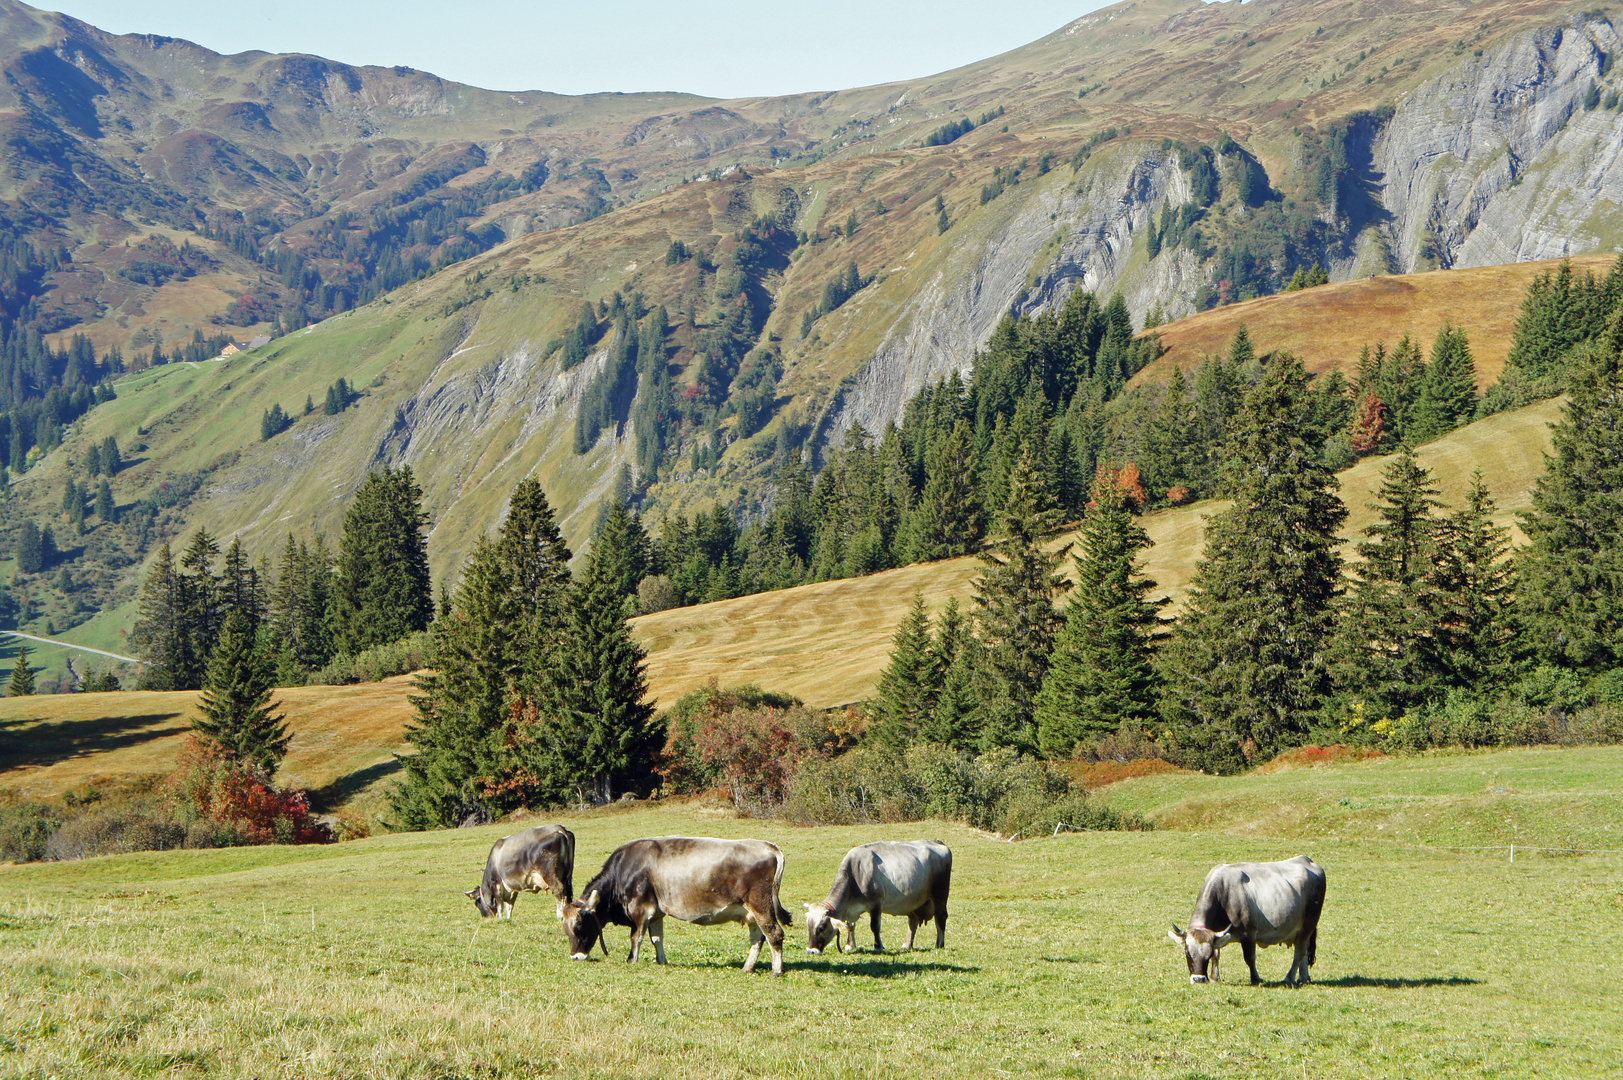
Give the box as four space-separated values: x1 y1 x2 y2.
634 836 784 924
1208 856 1324 946
489 824 574 899
846 840 949 914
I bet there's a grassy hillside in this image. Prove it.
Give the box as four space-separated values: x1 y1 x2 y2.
2 747 1620 1078
1136 254 1621 387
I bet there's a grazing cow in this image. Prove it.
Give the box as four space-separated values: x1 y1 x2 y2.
559 836 792 975
804 840 952 954
465 824 575 919
1169 855 1326 985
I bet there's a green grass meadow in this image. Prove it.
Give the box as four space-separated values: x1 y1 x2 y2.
4 748 1622 1079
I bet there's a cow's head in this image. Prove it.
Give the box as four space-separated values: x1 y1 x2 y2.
561 890 603 960
803 902 839 955
465 886 498 918
1169 922 1232 983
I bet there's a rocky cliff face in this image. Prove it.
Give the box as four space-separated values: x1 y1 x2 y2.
1374 16 1622 271
830 13 1623 441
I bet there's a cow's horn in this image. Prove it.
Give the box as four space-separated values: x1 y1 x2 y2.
1169 922 1186 940
464 889 479 899
582 889 600 912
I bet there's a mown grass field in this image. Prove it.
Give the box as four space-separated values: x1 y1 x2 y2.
1137 254 1619 388
3 745 1620 1079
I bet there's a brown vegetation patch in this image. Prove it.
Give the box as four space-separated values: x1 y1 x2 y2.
1254 744 1389 774
1067 757 1189 789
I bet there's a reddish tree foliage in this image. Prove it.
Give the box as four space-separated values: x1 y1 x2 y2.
168 737 329 844
1089 462 1147 513
1347 393 1386 453
1164 485 1192 505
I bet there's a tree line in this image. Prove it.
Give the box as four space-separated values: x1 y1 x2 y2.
865 273 1623 771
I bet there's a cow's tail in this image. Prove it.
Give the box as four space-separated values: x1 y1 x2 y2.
772 846 792 929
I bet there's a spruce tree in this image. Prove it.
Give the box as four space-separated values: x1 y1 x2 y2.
910 421 980 560
1331 446 1446 718
329 466 434 655
1408 324 1477 443
1515 322 1623 671
1432 470 1514 687
95 479 115 522
131 542 196 691
918 599 978 748
971 447 1071 753
194 609 289 773
869 592 940 747
8 645 34 697
590 500 652 614
15 520 42 573
1157 356 1346 771
1034 472 1166 757
392 479 574 827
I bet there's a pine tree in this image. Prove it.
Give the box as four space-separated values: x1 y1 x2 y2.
8 645 34 697
95 479 115 522
329 466 434 655
1331 446 1446 718
971 447 1071 753
15 520 42 573
910 420 981 560
1034 472 1166 757
1408 324 1477 443
391 479 574 827
194 609 289 773
1432 470 1514 687
1515 323 1623 671
869 592 940 747
1157 356 1346 771
521 545 660 805
131 542 190 690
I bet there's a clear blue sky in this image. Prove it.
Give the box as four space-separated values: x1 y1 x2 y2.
42 1 1115 99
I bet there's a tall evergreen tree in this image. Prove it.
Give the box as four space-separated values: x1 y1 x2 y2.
1331 446 1446 718
392 479 574 828
918 599 978 749
1408 324 1478 443
14 520 42 573
971 447 1071 753
194 609 289 773
329 466 434 655
1432 470 1514 687
591 500 652 614
1157 356 1346 771
1034 472 1166 757
94 478 115 522
8 644 34 697
869 592 940 747
910 420 981 560
1515 321 1623 671
131 542 190 690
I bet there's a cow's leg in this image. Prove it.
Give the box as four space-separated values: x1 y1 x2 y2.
649 913 668 966
743 917 765 974
1210 947 1221 983
931 867 950 949
869 908 884 952
905 912 921 951
1241 938 1261 985
627 912 646 963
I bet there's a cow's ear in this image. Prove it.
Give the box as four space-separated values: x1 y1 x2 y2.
1212 927 1234 948
464 889 480 900
1168 922 1186 942
802 902 816 912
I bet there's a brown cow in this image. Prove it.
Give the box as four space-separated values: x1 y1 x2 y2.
559 836 791 975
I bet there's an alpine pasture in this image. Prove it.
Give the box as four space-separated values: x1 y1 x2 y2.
4 746 1621 1079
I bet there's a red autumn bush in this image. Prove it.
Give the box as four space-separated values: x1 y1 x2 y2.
167 737 330 844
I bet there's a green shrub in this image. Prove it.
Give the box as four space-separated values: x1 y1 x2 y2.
312 631 432 685
0 799 62 862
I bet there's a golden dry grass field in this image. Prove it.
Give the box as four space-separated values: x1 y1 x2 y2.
1137 255 1619 388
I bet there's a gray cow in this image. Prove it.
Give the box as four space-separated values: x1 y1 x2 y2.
805 840 952 954
1169 854 1326 985
465 824 575 919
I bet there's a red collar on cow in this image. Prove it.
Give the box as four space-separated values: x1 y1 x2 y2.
819 901 837 914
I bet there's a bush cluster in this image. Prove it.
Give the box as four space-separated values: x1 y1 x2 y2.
312 631 432 685
656 683 1150 836
0 738 331 863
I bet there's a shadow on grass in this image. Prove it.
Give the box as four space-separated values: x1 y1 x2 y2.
1310 975 1483 989
307 758 401 811
681 957 979 977
0 712 186 770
